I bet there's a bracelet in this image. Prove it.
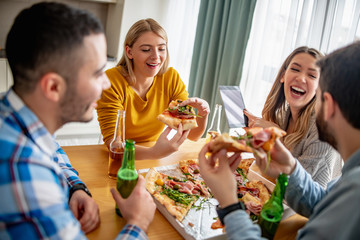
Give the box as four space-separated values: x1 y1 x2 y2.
69 183 92 201
216 202 245 225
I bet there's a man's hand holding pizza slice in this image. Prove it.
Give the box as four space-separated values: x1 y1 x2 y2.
207 127 287 172
208 127 286 154
254 138 297 179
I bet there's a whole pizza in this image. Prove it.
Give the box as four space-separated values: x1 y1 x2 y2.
145 157 272 227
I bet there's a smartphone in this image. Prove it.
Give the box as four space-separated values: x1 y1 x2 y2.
219 85 248 128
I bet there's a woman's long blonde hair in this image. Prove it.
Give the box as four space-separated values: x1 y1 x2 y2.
117 18 170 85
262 46 323 150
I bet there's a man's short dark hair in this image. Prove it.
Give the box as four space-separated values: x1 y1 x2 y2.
5 2 104 94
316 41 360 129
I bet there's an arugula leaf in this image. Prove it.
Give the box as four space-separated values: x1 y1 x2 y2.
192 198 215 211
264 151 271 173
168 102 202 117
160 186 197 206
250 214 259 222
236 168 248 182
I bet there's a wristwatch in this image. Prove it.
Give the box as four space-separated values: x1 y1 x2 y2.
69 183 92 201
216 201 246 225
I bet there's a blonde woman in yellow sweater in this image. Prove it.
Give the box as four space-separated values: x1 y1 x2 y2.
97 18 209 160
244 46 342 187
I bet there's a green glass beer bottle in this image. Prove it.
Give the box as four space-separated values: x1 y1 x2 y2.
258 173 289 239
115 139 138 217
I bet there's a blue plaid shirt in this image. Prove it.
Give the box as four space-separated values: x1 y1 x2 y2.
0 89 147 239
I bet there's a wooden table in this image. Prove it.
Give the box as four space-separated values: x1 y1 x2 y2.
63 139 307 240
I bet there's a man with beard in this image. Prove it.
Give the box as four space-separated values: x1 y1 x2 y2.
198 41 360 239
0 2 155 239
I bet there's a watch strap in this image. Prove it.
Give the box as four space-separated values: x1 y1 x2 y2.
69 183 92 201
216 201 245 225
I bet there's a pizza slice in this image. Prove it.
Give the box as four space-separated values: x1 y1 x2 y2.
157 99 199 131
145 167 210 222
208 127 286 155
245 180 271 205
241 192 263 216
239 158 255 175
179 159 200 178
208 133 254 153
178 159 211 197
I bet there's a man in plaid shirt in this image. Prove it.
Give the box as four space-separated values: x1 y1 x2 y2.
0 2 155 239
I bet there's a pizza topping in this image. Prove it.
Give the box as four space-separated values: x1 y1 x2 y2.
211 218 223 229
155 177 164 186
187 163 200 176
235 168 248 185
157 100 200 130
167 100 202 118
238 186 260 198
196 181 211 198
161 186 197 206
250 130 272 149
244 200 262 216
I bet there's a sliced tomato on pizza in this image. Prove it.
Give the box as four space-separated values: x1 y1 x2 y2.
157 99 199 131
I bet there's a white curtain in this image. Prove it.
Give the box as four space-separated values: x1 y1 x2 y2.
163 0 201 89
240 0 360 116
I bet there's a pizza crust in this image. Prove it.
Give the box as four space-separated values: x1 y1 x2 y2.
153 192 194 222
241 192 262 206
179 159 198 173
266 127 287 137
209 133 253 153
145 168 161 194
181 118 198 131
157 112 198 131
239 158 255 174
246 180 271 205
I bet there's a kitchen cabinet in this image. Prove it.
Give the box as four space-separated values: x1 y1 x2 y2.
0 0 123 145
0 0 124 61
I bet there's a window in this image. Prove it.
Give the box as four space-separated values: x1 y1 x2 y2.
240 0 360 116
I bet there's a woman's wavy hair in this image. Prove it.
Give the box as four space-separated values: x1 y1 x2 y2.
262 46 323 150
117 18 169 85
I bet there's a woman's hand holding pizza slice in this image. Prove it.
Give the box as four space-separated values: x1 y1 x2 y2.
157 99 200 131
179 97 210 118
